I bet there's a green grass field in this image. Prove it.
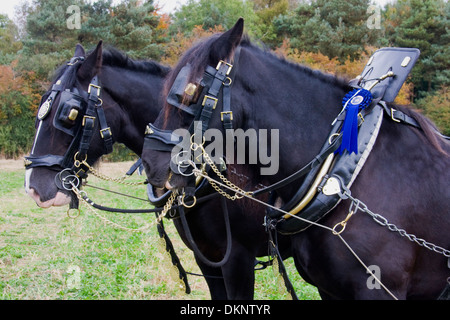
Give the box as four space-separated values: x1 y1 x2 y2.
0 160 320 300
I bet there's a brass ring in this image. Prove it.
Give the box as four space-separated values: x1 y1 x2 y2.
181 194 197 208
73 152 87 167
67 208 81 219
190 134 206 151
223 77 232 86
328 133 340 145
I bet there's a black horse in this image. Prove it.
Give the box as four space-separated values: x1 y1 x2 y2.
25 41 168 208
142 19 450 299
24 41 272 299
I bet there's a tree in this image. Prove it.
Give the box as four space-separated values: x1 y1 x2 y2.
0 14 22 64
415 87 450 136
251 0 289 46
275 0 380 62
79 0 164 59
383 0 449 96
0 62 40 158
18 0 165 79
170 0 261 37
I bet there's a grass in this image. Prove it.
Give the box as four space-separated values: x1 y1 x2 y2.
0 160 320 300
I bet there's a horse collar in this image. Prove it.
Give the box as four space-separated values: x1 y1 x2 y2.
270 104 385 235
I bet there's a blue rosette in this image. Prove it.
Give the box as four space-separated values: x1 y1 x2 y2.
335 88 372 155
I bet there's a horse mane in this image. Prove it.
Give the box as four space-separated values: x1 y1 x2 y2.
240 36 350 91
51 62 79 90
51 46 170 90
101 46 171 76
163 33 350 125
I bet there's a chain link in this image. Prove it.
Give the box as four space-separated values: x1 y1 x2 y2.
344 192 450 258
76 158 146 186
71 183 177 233
193 142 252 201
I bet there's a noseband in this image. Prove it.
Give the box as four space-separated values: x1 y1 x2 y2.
25 56 113 189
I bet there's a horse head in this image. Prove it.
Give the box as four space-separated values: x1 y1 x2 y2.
142 18 246 192
25 41 168 208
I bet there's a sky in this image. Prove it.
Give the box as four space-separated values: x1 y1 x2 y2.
0 0 394 20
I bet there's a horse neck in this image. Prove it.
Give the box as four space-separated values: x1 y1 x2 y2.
236 48 348 189
99 66 165 156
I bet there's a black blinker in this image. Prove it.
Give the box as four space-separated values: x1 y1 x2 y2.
53 90 85 136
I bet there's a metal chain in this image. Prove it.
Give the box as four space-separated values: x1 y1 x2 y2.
193 142 252 201
192 164 449 299
76 159 146 186
343 192 450 258
71 183 177 233
191 167 399 299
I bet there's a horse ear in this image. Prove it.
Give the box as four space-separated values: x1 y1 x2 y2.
77 41 103 80
210 18 244 64
74 43 85 57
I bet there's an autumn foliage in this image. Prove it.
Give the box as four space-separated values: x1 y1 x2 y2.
0 0 447 158
0 62 41 158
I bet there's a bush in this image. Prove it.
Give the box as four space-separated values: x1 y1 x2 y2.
0 63 40 158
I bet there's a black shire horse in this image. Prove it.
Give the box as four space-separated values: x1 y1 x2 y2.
142 19 450 299
25 41 169 208
24 41 269 299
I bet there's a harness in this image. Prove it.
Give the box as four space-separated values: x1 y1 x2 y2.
25 56 113 194
144 47 241 201
143 46 447 297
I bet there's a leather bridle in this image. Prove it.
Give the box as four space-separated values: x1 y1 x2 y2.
25 56 113 189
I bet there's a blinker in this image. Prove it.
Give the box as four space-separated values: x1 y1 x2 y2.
53 90 86 136
167 64 192 108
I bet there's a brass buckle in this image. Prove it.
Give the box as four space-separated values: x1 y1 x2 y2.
82 115 96 126
358 112 364 124
100 127 112 139
221 111 233 121
88 83 101 96
202 95 218 109
216 60 233 75
390 108 401 123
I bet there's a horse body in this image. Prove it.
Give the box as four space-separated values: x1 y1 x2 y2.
296 116 450 299
142 19 450 299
